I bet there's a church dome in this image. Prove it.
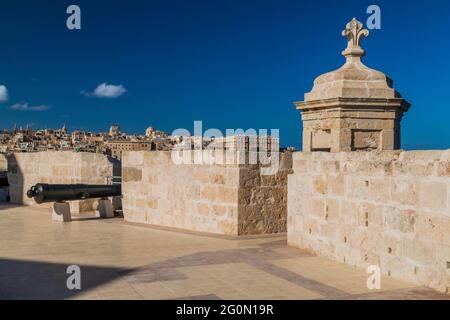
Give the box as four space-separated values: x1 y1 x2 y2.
145 127 155 137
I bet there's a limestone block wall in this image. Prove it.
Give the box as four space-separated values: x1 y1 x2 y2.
288 150 450 292
238 153 292 235
0 154 7 171
6 152 120 212
122 151 292 236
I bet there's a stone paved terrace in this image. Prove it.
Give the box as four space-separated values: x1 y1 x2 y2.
0 204 448 300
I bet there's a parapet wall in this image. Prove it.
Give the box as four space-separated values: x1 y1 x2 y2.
0 155 6 171
6 152 120 212
287 150 450 292
238 157 292 235
122 151 291 236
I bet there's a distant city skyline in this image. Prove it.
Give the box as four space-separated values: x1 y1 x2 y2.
1 0 450 150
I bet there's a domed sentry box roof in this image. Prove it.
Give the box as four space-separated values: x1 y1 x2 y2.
294 18 410 153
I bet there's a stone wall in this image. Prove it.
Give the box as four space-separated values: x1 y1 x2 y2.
6 152 120 212
122 151 291 236
238 155 292 235
288 150 450 292
0 154 6 171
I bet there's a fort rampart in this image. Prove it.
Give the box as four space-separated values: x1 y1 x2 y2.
288 150 450 292
121 151 291 236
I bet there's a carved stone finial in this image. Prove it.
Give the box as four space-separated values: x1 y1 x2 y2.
342 18 369 59
294 17 410 153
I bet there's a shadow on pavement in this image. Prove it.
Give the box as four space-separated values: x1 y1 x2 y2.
0 258 130 299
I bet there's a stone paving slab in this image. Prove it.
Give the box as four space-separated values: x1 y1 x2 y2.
0 204 448 300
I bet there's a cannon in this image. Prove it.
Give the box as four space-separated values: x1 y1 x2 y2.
26 183 121 222
0 172 8 202
0 172 8 187
27 183 121 204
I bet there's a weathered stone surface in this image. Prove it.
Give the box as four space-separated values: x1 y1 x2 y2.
418 181 447 210
385 207 417 234
122 151 292 236
122 167 142 182
288 150 450 293
437 161 450 176
391 179 418 206
313 176 327 195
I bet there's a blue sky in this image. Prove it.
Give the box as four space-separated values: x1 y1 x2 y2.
0 0 449 149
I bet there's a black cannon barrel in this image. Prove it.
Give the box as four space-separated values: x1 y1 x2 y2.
0 172 8 187
26 183 121 204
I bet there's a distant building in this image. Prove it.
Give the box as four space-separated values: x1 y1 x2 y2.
209 135 280 153
109 124 120 138
0 124 174 158
145 127 155 137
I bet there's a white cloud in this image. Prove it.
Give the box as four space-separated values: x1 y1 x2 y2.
83 82 127 98
0 85 9 103
9 102 51 112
